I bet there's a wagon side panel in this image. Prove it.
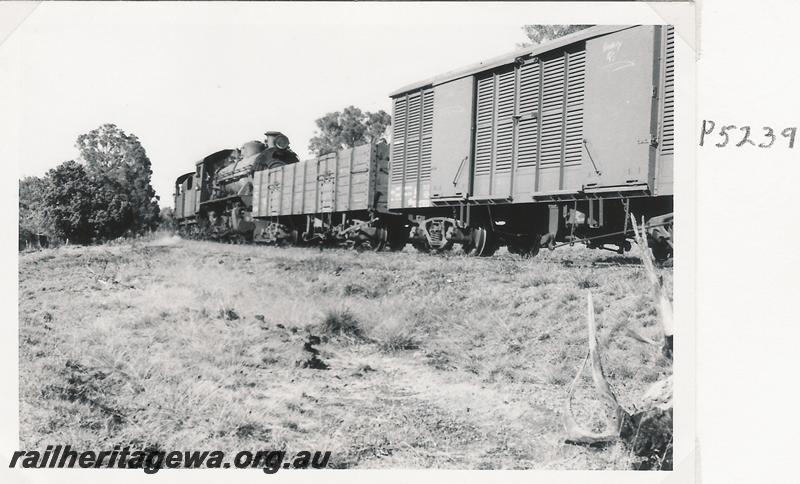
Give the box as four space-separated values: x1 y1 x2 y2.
582 26 658 192
429 76 474 202
335 148 353 212
267 167 282 217
388 88 434 209
292 160 305 215
251 170 263 217
318 153 336 213
371 142 390 211
303 158 317 215
341 144 374 212
655 25 675 197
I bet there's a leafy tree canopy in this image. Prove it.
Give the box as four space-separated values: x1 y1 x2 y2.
159 206 176 231
19 176 52 239
309 106 391 156
519 25 592 47
21 124 163 246
41 160 95 244
76 123 161 238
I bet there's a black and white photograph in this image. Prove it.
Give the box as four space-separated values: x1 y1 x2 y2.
3 1 718 482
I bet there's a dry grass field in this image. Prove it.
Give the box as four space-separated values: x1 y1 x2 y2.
18 236 672 470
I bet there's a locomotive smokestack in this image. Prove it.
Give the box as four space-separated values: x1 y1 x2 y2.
264 131 290 150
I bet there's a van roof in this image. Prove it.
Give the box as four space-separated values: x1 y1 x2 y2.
389 25 636 97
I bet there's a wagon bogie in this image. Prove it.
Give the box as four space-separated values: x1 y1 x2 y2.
331 215 388 251
403 214 503 257
408 217 458 253
254 219 297 246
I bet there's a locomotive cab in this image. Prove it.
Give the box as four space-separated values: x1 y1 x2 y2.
173 171 198 224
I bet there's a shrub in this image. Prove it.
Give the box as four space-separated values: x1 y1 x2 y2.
319 308 365 340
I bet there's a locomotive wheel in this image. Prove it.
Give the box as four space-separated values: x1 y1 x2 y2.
463 226 497 257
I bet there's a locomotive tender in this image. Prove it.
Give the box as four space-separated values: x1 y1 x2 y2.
174 25 675 258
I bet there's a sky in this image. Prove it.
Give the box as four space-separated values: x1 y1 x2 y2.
7 3 532 205
2 2 677 206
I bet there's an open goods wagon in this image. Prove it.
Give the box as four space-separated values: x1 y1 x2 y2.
388 24 675 257
250 142 400 249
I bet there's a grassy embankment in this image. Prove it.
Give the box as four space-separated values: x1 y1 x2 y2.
18 237 672 469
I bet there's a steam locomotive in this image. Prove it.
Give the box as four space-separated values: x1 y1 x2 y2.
173 131 300 242
174 25 675 259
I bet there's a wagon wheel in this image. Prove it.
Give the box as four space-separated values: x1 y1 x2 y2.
507 235 541 258
649 225 673 262
370 227 388 252
289 229 302 246
462 226 497 257
387 225 408 252
435 240 455 253
243 228 255 243
355 227 387 252
412 240 432 254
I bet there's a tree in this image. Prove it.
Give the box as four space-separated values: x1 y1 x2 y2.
159 206 176 231
309 106 391 156
19 176 52 240
75 124 161 238
519 25 592 47
364 110 392 144
42 161 95 244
